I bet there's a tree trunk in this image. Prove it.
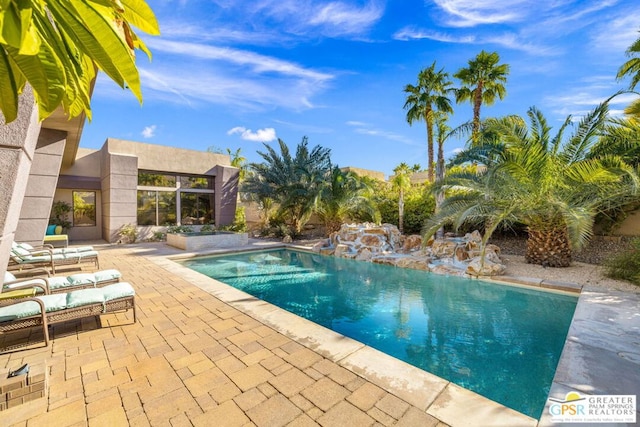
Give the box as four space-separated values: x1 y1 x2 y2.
398 190 405 233
472 82 483 144
435 143 445 239
426 110 434 182
525 227 572 267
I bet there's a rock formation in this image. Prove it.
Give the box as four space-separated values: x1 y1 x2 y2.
311 223 505 277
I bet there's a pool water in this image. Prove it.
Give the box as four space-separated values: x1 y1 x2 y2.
182 249 577 419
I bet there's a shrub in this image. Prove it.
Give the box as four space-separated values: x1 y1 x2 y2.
166 225 194 234
604 238 640 286
118 224 138 244
201 224 216 232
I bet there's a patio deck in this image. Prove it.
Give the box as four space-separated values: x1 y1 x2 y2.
0 241 637 426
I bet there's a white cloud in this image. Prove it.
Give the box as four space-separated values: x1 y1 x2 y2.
254 0 384 38
348 122 417 145
228 127 277 142
132 38 335 111
432 0 530 27
147 39 333 82
141 125 157 138
393 27 552 55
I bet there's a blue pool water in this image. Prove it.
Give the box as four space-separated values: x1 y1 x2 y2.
182 249 577 419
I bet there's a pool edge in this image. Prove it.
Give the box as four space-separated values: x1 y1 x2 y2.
151 253 539 427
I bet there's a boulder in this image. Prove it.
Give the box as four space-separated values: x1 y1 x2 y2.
311 239 330 253
431 240 458 258
395 256 431 271
334 243 351 258
466 257 506 276
355 248 373 261
402 235 422 252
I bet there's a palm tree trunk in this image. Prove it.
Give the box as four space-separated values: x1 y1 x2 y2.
398 190 405 233
525 227 572 267
426 112 435 182
435 143 445 239
472 82 483 144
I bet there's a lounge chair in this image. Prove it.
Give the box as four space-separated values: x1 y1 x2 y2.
0 277 48 307
14 242 94 255
0 282 136 351
3 270 121 299
8 245 100 274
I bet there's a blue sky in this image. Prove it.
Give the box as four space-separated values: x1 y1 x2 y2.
80 0 640 178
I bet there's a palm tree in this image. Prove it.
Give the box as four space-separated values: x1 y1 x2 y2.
315 168 379 233
617 32 640 120
0 0 159 123
243 137 332 236
454 51 509 143
391 163 413 234
404 62 454 182
434 112 453 239
423 102 638 267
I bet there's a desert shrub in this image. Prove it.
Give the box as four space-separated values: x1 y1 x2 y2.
166 225 194 233
201 223 215 232
604 238 640 285
118 224 138 243
151 231 166 241
375 184 435 234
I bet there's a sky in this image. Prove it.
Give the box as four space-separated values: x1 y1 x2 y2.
79 0 640 178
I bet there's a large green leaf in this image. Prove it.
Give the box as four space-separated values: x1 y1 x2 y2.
69 0 142 101
120 0 160 35
0 47 21 122
46 1 126 89
0 2 22 46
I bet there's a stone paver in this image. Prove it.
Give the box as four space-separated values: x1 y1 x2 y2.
0 242 577 427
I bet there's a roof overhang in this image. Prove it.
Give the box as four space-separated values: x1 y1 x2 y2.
41 109 87 169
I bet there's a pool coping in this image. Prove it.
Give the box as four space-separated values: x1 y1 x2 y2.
150 243 640 427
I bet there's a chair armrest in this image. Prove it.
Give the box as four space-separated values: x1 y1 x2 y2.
3 277 49 294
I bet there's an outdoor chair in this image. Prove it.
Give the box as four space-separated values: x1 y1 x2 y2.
14 242 94 255
8 245 100 275
0 282 136 351
2 270 122 303
0 277 48 307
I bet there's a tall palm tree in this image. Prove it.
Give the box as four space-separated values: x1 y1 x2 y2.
404 62 453 182
391 163 412 234
0 0 159 123
454 51 509 144
315 168 379 233
423 102 638 267
617 33 640 119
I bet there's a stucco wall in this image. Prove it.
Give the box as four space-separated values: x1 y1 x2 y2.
0 87 41 277
15 129 67 245
613 210 640 236
101 147 138 242
104 138 230 174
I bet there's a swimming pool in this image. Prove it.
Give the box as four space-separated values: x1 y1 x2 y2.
182 249 577 419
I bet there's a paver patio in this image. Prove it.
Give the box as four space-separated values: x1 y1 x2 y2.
3 241 636 426
0 244 450 427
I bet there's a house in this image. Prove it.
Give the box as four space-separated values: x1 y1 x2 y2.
0 88 239 282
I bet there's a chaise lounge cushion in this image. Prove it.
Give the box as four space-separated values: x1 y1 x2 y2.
0 283 135 322
0 294 67 322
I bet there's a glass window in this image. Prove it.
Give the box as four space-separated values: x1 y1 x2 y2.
137 191 177 226
157 191 177 225
180 175 213 189
138 171 176 187
137 191 157 226
72 191 96 226
180 193 214 225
